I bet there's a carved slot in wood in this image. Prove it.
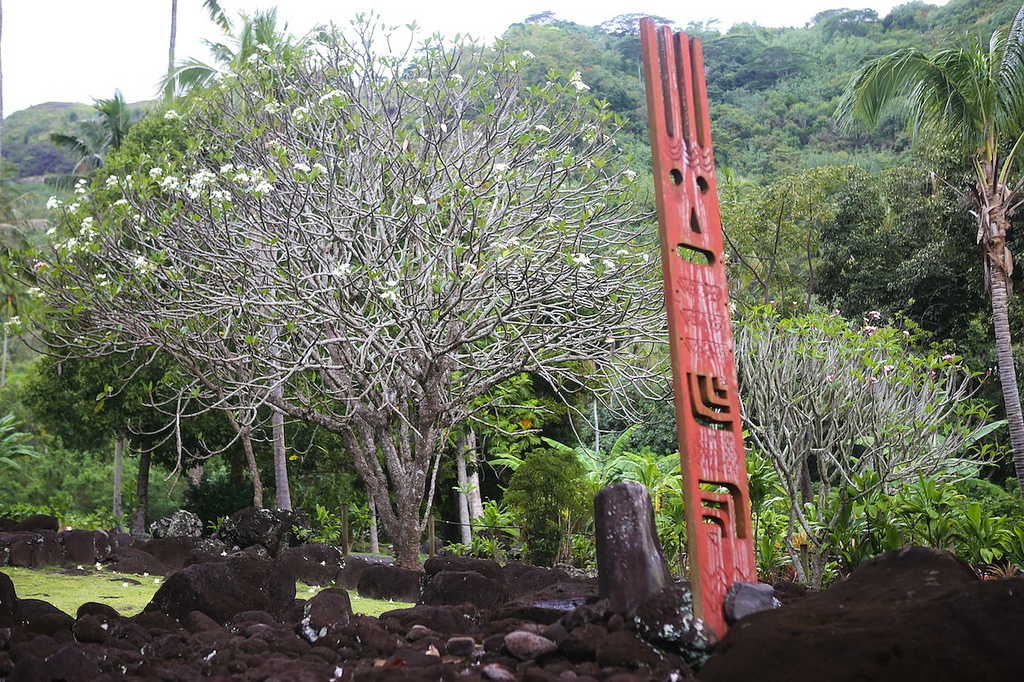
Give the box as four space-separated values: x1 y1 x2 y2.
677 244 713 266
688 373 733 429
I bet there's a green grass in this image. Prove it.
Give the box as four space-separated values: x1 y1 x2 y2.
2 566 412 618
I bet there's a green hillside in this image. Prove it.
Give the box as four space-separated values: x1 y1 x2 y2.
3 102 92 178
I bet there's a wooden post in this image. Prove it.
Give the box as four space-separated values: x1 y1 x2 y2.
428 516 436 558
341 506 349 556
639 18 757 638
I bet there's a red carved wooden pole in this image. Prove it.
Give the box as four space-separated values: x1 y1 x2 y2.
639 18 756 638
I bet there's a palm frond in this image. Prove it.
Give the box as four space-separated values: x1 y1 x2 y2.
203 0 232 34
164 59 221 99
997 3 1024 151
838 43 990 156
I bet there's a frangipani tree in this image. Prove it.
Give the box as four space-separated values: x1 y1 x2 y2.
28 21 665 568
736 308 996 587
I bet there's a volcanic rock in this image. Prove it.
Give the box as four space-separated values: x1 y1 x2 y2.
420 569 508 609
594 481 672 613
216 507 310 557
149 510 203 538
145 553 295 624
277 543 344 586
723 580 779 624
633 583 717 666
698 546 1024 681
11 515 59 533
357 563 423 603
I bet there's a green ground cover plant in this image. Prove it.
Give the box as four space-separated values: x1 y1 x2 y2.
2 567 411 618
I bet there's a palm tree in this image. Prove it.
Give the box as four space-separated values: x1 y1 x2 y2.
48 90 138 186
166 0 178 100
838 3 1024 502
161 6 314 99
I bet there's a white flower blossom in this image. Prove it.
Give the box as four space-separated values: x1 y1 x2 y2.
569 71 591 92
294 162 311 173
68 202 80 212
293 106 310 123
159 175 180 191
509 59 518 69
46 196 61 210
264 101 282 115
416 77 429 85
256 43 272 53
27 287 43 299
252 180 274 194
449 73 464 83
219 163 235 174
411 195 427 206
149 167 163 179
522 50 535 59
163 110 180 120
113 198 129 207
571 253 592 267
105 175 120 188
534 124 551 133
603 258 616 270
210 189 230 203
46 227 57 236
247 53 260 65
313 162 328 174
332 262 352 277
623 169 638 180
318 89 344 104
133 255 156 273
190 169 216 187
493 163 509 173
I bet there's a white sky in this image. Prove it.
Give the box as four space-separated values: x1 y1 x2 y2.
3 0 948 116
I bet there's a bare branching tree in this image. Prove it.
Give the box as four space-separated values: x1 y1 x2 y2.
28 21 666 568
736 308 995 587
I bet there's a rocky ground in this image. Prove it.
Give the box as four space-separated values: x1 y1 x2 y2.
2 510 1024 681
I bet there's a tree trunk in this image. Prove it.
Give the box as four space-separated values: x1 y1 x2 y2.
113 432 125 528
800 457 814 507
368 494 379 554
978 168 1024 505
466 429 484 520
456 438 472 545
239 426 264 508
1 329 7 391
990 267 1024 502
130 450 151 536
166 0 177 100
272 406 291 510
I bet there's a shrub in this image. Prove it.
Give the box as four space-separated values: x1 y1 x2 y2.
505 447 589 566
